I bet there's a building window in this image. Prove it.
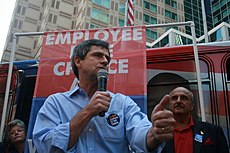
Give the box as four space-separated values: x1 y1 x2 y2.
146 29 157 40
39 13 43 20
13 20 17 28
220 0 227 7
53 15 57 24
119 3 125 14
119 18 124 26
16 5 26 15
212 3 219 12
90 24 100 29
51 0 60 9
111 1 114 10
17 5 22 14
51 0 55 7
165 10 170 18
213 15 221 25
143 14 157 24
172 12 177 20
172 1 177 8
42 0 45 7
22 7 26 15
91 8 109 23
48 14 57 23
115 2 118 11
222 9 228 18
144 1 157 13
72 21 75 29
165 9 177 21
73 7 76 15
92 0 110 9
13 19 23 29
48 14 52 22
165 0 177 9
56 1 60 9
165 0 170 5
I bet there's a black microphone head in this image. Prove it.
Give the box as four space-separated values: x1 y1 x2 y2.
97 69 109 117
97 69 108 79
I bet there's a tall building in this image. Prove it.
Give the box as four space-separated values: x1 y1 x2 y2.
1 0 200 62
1 0 78 62
2 0 43 62
184 0 213 37
211 0 230 27
74 0 185 46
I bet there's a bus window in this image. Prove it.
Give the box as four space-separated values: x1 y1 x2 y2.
227 58 230 81
224 56 230 146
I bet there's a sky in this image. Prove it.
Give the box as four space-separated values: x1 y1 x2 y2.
0 0 16 60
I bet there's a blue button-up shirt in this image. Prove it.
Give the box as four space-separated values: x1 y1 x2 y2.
33 86 157 153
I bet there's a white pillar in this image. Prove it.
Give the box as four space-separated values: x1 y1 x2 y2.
201 0 209 42
169 30 176 46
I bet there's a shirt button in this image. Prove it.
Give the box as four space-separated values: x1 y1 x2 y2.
89 128 92 132
89 147 93 150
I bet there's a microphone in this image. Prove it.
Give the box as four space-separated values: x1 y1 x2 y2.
97 69 108 117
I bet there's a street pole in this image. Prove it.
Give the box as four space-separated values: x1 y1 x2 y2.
201 0 209 42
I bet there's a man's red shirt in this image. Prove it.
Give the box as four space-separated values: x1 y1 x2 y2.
174 117 194 153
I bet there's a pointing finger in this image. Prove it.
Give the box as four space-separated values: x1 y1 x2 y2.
152 95 170 113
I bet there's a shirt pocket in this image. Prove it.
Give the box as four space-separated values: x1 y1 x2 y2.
102 112 125 141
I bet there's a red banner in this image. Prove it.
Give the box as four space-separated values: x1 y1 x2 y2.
34 26 146 97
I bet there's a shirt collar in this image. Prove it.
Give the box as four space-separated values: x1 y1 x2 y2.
175 116 194 131
68 85 80 96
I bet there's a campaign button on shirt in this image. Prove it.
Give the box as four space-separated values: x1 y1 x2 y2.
107 114 120 126
194 134 203 143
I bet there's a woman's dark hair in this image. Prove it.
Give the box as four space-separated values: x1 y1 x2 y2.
71 39 110 78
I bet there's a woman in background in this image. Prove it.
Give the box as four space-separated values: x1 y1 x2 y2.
5 119 26 153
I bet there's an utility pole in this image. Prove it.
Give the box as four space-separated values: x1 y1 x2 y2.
201 0 209 42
